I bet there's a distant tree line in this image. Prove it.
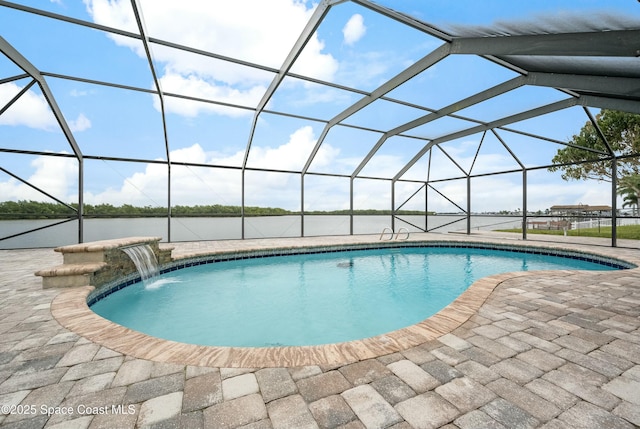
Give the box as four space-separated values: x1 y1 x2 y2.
0 200 431 220
305 209 432 215
0 200 78 219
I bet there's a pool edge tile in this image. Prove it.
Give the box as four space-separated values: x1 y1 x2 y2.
50 237 639 368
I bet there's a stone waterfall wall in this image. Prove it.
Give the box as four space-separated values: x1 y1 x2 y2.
35 237 174 289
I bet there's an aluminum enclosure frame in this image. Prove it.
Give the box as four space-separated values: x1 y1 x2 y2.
1 0 639 248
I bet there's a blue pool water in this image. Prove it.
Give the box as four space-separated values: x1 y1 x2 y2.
90 246 622 347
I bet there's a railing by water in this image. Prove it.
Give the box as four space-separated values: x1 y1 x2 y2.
571 217 640 230
379 227 410 241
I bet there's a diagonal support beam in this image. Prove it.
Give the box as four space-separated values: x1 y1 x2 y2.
0 78 36 116
333 43 451 127
428 182 466 213
255 1 341 114
131 0 182 240
242 0 338 171
393 97 578 181
0 73 30 85
436 144 468 176
0 166 78 211
392 75 528 137
303 43 450 174
0 36 83 160
351 75 528 178
130 0 170 162
350 0 452 41
0 35 85 241
491 129 525 170
583 106 614 156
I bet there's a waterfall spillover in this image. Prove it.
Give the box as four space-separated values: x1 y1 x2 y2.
121 244 159 281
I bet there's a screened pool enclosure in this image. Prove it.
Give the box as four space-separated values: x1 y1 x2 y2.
1 0 640 249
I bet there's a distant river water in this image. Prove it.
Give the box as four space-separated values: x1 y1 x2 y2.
0 215 525 249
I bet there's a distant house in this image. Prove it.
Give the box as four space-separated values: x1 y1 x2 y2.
527 204 613 230
549 205 612 216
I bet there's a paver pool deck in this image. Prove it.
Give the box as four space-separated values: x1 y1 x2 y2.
0 232 639 428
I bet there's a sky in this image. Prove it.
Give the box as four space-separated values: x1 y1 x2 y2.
1 0 639 214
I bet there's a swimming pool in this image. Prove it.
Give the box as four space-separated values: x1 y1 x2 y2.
89 243 628 347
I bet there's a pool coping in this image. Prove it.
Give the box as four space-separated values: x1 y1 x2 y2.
49 236 639 368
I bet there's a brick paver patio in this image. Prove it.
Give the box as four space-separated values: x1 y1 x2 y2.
1 233 639 428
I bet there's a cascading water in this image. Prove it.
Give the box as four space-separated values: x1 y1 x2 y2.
121 244 159 281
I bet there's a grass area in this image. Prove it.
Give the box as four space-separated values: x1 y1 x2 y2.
497 224 640 240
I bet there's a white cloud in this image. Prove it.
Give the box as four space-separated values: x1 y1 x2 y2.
247 126 339 170
0 83 92 133
0 83 57 130
289 35 339 81
0 154 78 202
333 50 401 89
81 126 339 208
526 179 612 213
282 85 353 109
81 152 231 207
70 89 90 97
158 72 265 117
342 14 366 46
84 0 339 117
82 0 138 33
358 153 410 179
1 144 616 215
69 113 92 132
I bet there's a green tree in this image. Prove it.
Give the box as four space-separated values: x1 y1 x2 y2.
618 174 640 215
548 109 640 182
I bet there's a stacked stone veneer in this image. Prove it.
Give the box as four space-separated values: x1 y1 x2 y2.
35 236 174 289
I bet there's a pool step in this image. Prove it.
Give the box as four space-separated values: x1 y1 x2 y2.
36 263 107 289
